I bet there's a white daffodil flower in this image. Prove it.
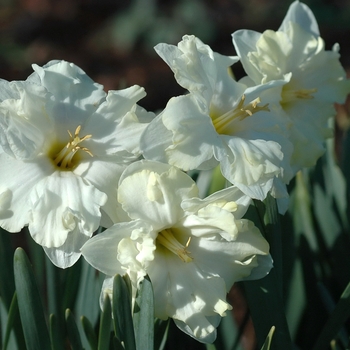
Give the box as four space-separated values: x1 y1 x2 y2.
140 35 293 203
81 160 273 343
232 0 350 172
0 60 154 268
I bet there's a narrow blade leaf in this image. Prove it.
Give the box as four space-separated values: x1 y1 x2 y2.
65 309 83 350
112 274 136 350
13 248 51 350
98 295 112 350
133 275 154 350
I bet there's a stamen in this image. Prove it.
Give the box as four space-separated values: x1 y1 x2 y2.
212 95 269 134
157 229 193 263
53 125 93 169
281 87 317 104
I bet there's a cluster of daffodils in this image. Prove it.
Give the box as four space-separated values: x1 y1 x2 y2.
0 1 349 343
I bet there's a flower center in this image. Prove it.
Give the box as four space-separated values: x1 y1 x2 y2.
157 229 193 263
52 125 93 170
211 95 269 135
281 86 317 105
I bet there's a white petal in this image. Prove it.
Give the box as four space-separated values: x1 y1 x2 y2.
161 95 219 171
32 60 106 113
232 30 263 83
174 315 221 344
73 159 129 225
0 189 12 220
0 78 19 101
182 186 252 219
179 209 239 241
84 86 153 158
0 153 51 232
278 1 319 36
148 251 231 342
28 172 107 248
270 177 290 214
43 227 90 268
81 221 145 276
0 81 53 159
156 35 239 105
155 35 217 103
177 220 271 289
117 160 198 229
140 113 174 164
214 136 283 200
29 61 106 139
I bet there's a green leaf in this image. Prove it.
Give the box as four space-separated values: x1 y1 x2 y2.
298 235 329 346
313 281 350 350
49 314 65 350
254 195 283 290
261 326 276 350
13 247 51 350
1 292 26 350
243 272 293 350
74 258 104 350
243 197 293 350
154 319 170 350
112 335 125 350
3 292 18 350
133 275 154 350
290 171 318 250
65 309 83 350
98 295 112 350
61 258 83 311
112 274 136 350
81 315 98 350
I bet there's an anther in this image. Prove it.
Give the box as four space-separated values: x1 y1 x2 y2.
53 125 93 169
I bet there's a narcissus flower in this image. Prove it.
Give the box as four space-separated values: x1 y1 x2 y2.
81 160 273 343
0 60 153 267
141 35 293 203
232 0 350 172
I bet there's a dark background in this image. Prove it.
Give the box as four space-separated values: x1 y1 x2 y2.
1 0 350 113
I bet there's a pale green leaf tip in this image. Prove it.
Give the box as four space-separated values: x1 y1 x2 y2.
261 326 276 350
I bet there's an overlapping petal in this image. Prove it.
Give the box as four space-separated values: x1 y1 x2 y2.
0 152 51 232
0 81 52 159
142 35 293 202
232 1 350 172
82 160 272 343
28 171 106 248
0 60 153 267
117 160 198 230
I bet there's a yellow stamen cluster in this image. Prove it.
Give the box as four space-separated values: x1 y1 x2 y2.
212 95 269 134
157 229 193 263
53 125 93 169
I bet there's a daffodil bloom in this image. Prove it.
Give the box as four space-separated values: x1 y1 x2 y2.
141 35 293 203
81 160 273 343
232 1 350 172
0 60 153 267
